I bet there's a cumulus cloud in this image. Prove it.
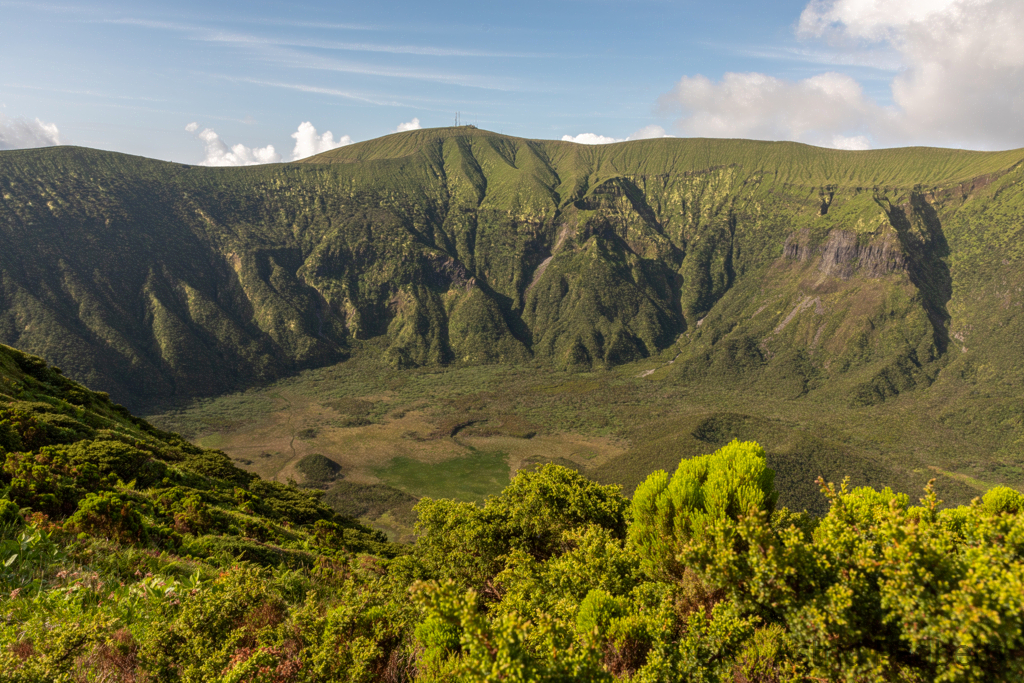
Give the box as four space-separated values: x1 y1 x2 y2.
186 123 281 166
797 0 964 41
290 121 351 160
561 132 621 145
659 71 879 148
561 124 674 145
0 113 62 150
661 0 1024 150
394 118 421 132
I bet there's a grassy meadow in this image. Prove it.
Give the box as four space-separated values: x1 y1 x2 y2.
146 339 1006 539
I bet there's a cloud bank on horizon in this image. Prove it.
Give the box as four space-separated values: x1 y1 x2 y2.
656 0 1024 150
561 125 672 145
186 121 355 165
0 113 61 151
186 122 281 166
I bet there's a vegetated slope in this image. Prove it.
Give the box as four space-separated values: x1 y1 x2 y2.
4 370 1024 683
0 342 392 568
1 130 1022 448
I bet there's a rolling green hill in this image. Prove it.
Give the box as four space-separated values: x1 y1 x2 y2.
1 127 1023 498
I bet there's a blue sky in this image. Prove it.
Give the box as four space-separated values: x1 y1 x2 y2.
2 0 1023 163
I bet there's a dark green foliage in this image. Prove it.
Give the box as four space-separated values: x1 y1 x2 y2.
415 464 628 588
323 480 418 521
59 439 152 483
66 491 149 543
185 534 315 568
0 407 92 451
247 479 329 524
182 449 252 486
0 497 23 528
2 446 104 516
296 452 341 487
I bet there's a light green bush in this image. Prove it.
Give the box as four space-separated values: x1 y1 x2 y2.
629 439 777 579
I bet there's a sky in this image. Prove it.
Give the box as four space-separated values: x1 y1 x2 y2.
1 0 1023 164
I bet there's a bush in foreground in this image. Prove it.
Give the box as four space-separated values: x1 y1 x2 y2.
2 434 1023 682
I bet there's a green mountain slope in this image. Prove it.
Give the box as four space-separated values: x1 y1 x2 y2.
1 128 1022 461
0 341 391 563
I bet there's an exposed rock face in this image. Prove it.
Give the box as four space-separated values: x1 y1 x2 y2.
820 230 906 279
784 228 906 279
783 230 815 262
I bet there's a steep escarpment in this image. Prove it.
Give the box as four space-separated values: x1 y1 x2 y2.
0 130 1022 417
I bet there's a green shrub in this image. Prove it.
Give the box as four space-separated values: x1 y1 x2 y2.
576 588 625 637
629 439 777 579
185 535 314 569
62 439 151 483
0 415 20 451
3 446 104 516
182 450 252 486
0 408 94 452
249 480 335 526
0 497 23 528
156 489 214 535
981 485 1023 514
296 453 341 487
66 491 148 543
415 464 629 589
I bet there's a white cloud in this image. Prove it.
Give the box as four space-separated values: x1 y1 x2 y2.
187 123 281 166
661 0 1024 150
627 124 672 141
832 134 871 150
659 71 879 148
561 125 675 145
394 118 421 132
561 132 621 145
797 0 965 41
0 113 62 150
290 121 351 160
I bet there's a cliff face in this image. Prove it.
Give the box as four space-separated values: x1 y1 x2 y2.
0 130 1022 421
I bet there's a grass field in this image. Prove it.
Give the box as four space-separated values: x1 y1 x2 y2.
145 340 1019 539
376 448 511 504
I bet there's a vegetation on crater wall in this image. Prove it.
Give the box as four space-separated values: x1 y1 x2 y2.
1 130 1022 423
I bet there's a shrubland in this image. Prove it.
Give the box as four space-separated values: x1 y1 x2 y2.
3 344 1022 682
